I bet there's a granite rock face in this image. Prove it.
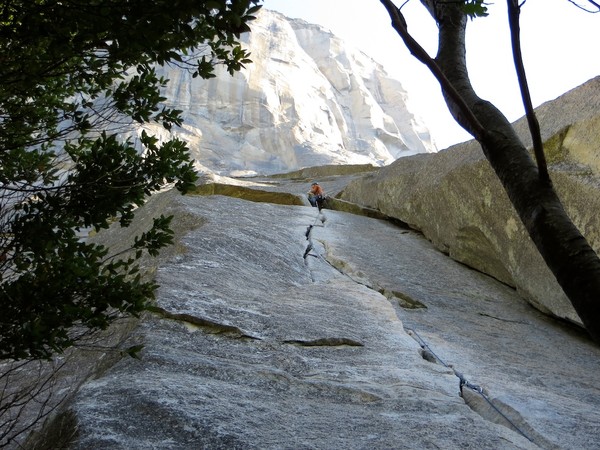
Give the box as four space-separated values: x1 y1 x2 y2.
140 9 434 177
57 182 599 450
11 172 600 449
338 76 600 325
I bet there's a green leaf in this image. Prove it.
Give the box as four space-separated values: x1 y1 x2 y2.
463 0 489 18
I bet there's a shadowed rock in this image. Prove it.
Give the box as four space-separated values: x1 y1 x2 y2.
189 183 304 206
338 76 600 326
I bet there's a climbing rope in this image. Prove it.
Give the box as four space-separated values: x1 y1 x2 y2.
301 208 535 445
405 327 535 444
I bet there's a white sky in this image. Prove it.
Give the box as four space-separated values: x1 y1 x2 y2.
260 0 600 149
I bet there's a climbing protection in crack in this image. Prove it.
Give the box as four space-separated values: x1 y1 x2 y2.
300 206 551 448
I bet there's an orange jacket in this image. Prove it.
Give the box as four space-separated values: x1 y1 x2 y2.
309 184 324 196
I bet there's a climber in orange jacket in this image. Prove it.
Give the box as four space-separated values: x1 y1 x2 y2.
307 182 324 209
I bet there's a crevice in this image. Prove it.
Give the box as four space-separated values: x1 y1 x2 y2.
478 312 528 324
408 328 555 449
461 386 559 449
379 288 427 309
303 207 552 447
149 306 260 340
321 244 427 310
418 348 437 363
324 197 391 221
283 338 364 347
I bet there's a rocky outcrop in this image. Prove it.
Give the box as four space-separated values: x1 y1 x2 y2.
140 9 434 177
338 76 600 326
40 182 600 449
10 172 600 449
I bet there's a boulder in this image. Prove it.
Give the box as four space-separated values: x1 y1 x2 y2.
338 76 600 325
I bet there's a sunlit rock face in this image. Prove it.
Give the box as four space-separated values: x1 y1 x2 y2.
143 9 434 176
62 180 600 450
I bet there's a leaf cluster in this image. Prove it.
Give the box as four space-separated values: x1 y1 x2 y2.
463 0 489 18
0 0 261 360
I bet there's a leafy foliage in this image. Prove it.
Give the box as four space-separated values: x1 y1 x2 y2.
463 0 489 18
0 0 261 360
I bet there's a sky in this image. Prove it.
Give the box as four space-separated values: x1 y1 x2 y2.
260 0 600 149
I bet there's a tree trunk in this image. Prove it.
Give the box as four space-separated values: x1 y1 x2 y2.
394 0 600 342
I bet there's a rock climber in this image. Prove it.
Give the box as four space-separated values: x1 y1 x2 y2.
307 182 324 209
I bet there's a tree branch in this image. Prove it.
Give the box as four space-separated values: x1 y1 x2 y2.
566 0 600 12
379 0 488 140
507 0 550 184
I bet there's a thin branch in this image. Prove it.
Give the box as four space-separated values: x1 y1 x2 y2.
0 358 69 448
507 0 550 184
566 0 600 12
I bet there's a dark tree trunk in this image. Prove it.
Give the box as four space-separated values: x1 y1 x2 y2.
381 0 600 342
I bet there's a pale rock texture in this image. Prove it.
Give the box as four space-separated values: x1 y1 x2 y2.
59 181 599 449
338 76 600 325
140 9 434 176
12 172 600 449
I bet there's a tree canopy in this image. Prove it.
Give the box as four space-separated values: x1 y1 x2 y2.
0 0 261 360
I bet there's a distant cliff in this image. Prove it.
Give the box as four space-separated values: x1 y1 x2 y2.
139 9 434 176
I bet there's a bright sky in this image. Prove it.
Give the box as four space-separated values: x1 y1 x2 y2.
261 0 600 149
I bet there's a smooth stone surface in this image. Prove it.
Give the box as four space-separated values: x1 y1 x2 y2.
63 186 599 449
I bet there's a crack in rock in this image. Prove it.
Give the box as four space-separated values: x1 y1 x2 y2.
312 222 550 448
321 243 427 310
283 338 364 347
419 348 438 363
409 329 552 448
149 306 259 340
379 288 427 309
461 387 559 449
478 312 529 324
